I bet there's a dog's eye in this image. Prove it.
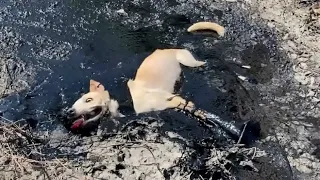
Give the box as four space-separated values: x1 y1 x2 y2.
85 98 93 103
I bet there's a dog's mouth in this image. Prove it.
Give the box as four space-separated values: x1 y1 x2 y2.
71 107 103 130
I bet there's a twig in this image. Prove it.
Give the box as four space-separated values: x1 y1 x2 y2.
237 122 247 144
142 144 164 177
199 175 205 180
128 144 164 177
0 64 10 97
0 117 72 178
251 147 257 159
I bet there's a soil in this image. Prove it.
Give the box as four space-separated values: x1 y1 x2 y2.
0 0 319 180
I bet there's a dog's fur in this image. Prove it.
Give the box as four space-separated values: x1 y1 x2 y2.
127 49 206 115
67 80 123 130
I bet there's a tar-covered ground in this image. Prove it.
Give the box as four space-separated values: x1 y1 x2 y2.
0 0 319 180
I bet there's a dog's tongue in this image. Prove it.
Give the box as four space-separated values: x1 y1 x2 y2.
71 119 84 130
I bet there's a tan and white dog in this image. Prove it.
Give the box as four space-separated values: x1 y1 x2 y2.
67 80 123 130
126 21 226 115
127 49 207 116
126 49 258 143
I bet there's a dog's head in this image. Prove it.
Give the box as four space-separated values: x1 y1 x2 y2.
67 79 121 130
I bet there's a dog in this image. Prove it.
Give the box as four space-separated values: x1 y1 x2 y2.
65 21 259 143
66 79 124 130
127 48 260 144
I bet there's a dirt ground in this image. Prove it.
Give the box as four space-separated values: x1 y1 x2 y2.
0 0 320 180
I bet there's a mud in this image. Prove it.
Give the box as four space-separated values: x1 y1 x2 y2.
0 0 319 179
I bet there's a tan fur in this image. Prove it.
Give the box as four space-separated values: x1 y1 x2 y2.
187 21 225 37
70 80 123 124
127 49 206 114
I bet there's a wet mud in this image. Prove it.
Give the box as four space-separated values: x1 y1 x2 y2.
0 0 300 179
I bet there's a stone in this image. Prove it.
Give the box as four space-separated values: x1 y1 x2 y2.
116 9 128 16
299 62 307 69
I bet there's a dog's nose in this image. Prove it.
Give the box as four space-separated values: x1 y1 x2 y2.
66 108 76 117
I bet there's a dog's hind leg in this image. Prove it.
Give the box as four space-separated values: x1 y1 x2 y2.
166 95 195 111
175 49 206 67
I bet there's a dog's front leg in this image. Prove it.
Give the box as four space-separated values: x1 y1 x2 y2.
109 99 125 118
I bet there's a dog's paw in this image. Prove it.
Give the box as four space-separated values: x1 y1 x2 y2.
118 113 126 118
109 99 119 109
185 101 195 111
109 99 120 116
109 99 126 118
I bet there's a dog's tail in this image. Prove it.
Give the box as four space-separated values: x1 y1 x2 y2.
187 21 225 37
179 106 261 145
175 49 206 67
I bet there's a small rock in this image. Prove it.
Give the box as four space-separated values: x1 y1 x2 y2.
283 33 289 40
310 53 320 63
312 2 320 15
287 40 297 49
239 160 258 172
7 31 14 37
312 97 320 103
299 62 307 69
304 71 312 76
300 53 311 58
31 171 41 178
261 63 267 67
250 32 256 38
267 22 275 28
138 173 146 180
309 77 319 89
116 9 128 16
291 53 298 59
298 57 309 62
228 147 239 153
297 164 313 174
98 171 120 180
306 90 315 97
294 74 308 85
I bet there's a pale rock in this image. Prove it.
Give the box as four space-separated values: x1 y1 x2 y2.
116 9 128 16
291 53 298 59
267 22 275 28
306 90 315 97
299 62 307 69
294 74 308 85
304 71 312 76
310 53 320 63
287 40 297 49
298 57 308 62
312 97 320 103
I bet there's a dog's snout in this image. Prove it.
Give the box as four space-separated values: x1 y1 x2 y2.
66 108 76 117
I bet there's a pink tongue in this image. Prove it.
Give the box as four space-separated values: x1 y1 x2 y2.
71 119 84 130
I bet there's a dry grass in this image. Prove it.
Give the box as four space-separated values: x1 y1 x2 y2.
0 117 89 180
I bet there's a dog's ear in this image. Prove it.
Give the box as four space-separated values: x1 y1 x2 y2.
90 79 105 92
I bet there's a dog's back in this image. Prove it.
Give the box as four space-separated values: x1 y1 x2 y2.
134 49 205 93
134 49 180 92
